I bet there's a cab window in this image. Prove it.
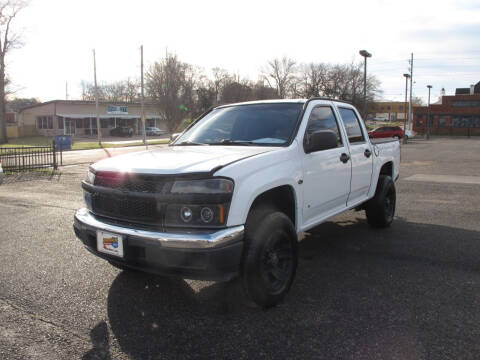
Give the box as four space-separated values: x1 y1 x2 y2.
338 107 366 144
304 106 343 147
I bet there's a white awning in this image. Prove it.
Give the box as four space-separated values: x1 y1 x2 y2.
57 114 164 119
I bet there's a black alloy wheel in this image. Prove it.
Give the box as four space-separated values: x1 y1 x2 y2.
365 175 396 228
260 230 295 295
242 206 298 308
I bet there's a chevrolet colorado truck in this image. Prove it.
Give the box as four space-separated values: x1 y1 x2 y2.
74 98 400 307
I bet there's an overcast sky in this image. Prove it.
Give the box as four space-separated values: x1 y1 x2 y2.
7 0 480 104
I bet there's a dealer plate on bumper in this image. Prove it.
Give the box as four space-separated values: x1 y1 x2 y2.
97 231 124 258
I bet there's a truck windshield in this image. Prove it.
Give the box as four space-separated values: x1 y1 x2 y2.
175 103 303 146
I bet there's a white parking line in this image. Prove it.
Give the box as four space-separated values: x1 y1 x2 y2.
404 174 480 185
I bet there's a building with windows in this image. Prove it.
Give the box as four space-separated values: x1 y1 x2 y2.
17 100 167 137
367 101 408 121
413 83 480 136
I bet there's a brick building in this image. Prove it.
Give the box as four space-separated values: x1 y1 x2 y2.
367 101 408 121
413 82 480 136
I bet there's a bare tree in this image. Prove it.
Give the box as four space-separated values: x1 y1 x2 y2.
294 61 381 109
262 57 296 99
80 79 139 103
211 67 229 104
146 53 197 132
0 0 28 143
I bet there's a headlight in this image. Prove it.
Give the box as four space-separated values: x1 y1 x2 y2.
170 178 233 194
165 204 228 227
165 178 233 227
85 168 96 184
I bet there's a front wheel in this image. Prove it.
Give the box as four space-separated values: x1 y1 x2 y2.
365 175 396 228
242 206 298 308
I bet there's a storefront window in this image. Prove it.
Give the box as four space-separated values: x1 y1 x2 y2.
36 116 53 129
438 116 446 128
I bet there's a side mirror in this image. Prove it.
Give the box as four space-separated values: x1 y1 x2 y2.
304 130 338 154
170 133 181 142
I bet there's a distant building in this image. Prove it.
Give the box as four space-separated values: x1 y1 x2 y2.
413 84 480 136
367 101 408 121
455 81 480 96
17 100 166 137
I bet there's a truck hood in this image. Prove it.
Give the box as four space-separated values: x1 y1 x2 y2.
91 145 277 175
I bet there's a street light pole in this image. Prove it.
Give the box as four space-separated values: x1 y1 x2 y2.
359 50 372 119
140 45 147 148
403 73 410 144
426 85 432 140
93 49 101 145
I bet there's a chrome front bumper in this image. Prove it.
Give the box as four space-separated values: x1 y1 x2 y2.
74 208 245 249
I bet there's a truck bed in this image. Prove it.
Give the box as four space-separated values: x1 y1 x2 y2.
370 137 399 144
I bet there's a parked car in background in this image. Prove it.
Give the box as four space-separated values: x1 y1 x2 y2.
146 127 167 136
369 126 404 139
405 129 416 140
110 127 133 137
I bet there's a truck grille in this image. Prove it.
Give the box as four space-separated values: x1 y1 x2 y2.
94 172 168 193
92 193 159 223
90 172 165 223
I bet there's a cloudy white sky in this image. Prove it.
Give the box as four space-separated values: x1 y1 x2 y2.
7 0 480 104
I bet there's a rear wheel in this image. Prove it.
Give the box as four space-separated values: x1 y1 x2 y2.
365 175 396 228
242 206 297 308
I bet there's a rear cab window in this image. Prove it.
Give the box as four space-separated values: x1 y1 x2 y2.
337 107 367 145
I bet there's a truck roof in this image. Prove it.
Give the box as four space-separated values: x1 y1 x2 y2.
215 98 353 109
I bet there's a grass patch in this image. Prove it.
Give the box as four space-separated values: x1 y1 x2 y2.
71 138 170 150
0 136 170 151
0 136 53 147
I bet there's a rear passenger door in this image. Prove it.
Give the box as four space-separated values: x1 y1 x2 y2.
301 105 351 226
337 107 373 206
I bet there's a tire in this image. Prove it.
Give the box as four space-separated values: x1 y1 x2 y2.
365 175 396 228
242 205 298 308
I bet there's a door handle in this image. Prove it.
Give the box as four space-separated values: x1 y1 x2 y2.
340 153 350 163
364 149 372 158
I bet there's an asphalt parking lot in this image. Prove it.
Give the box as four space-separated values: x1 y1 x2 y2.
0 137 479 359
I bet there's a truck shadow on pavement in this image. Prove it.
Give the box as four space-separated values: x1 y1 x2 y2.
101 217 480 359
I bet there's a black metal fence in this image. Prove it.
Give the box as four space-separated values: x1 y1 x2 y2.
0 141 62 172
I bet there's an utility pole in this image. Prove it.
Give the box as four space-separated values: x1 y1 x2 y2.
140 45 147 147
426 85 432 140
408 53 414 131
403 73 410 144
93 49 101 145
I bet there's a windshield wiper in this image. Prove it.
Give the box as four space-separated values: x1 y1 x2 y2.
210 139 255 146
176 141 208 146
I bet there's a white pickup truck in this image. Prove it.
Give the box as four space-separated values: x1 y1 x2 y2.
74 98 400 307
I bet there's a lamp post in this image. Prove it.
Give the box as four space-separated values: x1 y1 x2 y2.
426 85 432 140
359 50 372 119
403 73 410 144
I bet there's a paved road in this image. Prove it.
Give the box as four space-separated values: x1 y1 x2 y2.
0 137 479 359
60 143 167 166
